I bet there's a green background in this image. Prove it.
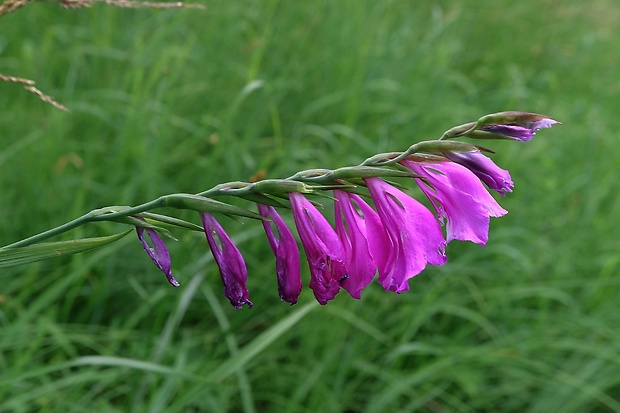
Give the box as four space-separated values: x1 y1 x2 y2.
1 0 619 411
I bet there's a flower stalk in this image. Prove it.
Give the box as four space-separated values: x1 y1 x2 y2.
0 112 560 307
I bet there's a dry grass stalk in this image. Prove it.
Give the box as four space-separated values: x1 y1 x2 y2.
1 0 204 110
60 0 207 9
96 0 204 9
0 73 69 111
0 0 204 14
0 0 31 16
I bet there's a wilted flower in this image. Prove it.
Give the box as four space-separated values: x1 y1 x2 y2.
333 190 379 299
442 150 513 196
475 112 560 142
258 204 302 304
365 178 447 293
403 159 507 246
289 192 347 305
136 225 179 287
201 212 253 309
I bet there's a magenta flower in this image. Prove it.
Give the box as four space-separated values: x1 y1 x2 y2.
442 150 513 196
403 159 507 246
201 212 253 309
333 190 380 299
258 204 302 304
349 192 392 278
289 192 347 305
136 225 179 287
478 112 560 142
365 178 447 293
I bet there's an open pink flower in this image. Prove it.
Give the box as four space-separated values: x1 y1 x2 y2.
443 150 513 196
365 178 447 293
403 159 507 246
289 192 346 305
201 213 253 309
333 190 380 299
258 204 302 304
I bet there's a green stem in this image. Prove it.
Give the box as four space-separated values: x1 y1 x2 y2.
1 132 461 250
1 153 412 250
0 211 98 249
439 121 478 140
0 197 167 249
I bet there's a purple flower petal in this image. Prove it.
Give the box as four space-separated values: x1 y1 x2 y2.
258 204 302 304
136 225 179 287
334 190 378 299
480 124 535 141
365 178 447 293
403 160 507 246
201 213 253 309
289 192 346 305
443 150 514 196
350 193 392 277
478 113 560 142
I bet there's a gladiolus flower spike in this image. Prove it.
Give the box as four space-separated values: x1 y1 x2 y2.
117 111 559 308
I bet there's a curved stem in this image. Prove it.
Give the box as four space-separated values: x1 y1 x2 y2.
0 211 98 249
0 197 167 249
1 126 466 250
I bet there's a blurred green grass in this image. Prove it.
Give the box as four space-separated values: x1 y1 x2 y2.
1 0 620 412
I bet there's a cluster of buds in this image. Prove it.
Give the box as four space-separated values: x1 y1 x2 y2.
134 112 559 308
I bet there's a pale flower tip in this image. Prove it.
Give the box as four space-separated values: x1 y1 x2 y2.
532 118 561 131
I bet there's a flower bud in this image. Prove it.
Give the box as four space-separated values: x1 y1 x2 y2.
469 111 560 142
